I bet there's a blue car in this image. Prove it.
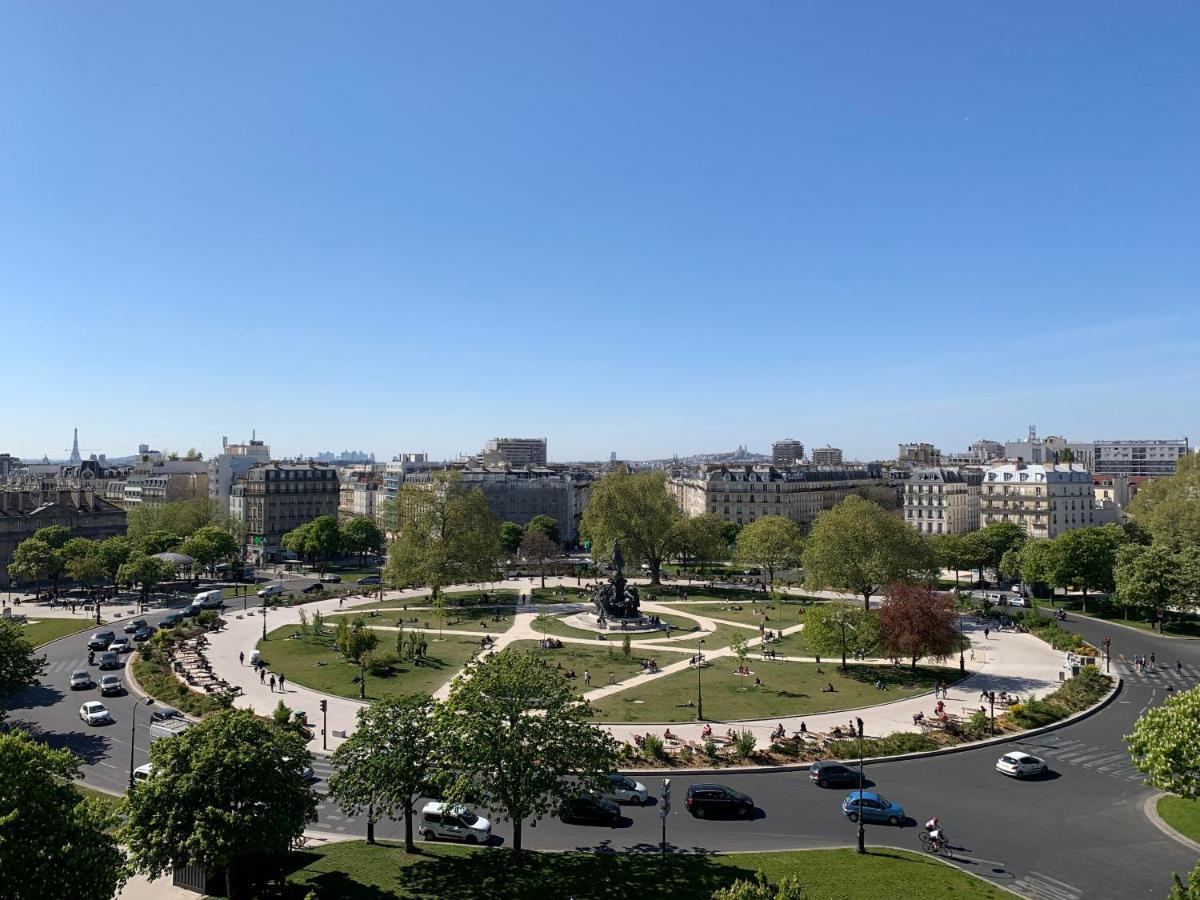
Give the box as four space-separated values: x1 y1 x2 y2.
841 790 905 826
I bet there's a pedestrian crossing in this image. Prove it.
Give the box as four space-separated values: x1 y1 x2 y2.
1113 658 1200 687
1014 734 1144 783
1012 870 1082 900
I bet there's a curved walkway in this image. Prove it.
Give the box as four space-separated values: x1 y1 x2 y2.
201 576 1065 755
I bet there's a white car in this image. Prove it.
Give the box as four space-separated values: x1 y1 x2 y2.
996 751 1048 779
109 638 131 654
604 774 649 805
69 669 92 690
79 701 112 726
98 674 123 696
418 801 492 844
132 763 155 783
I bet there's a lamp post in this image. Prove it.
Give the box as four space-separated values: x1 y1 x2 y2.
261 595 268 641
695 636 706 721
958 611 966 674
129 696 155 789
1103 636 1111 673
988 691 996 736
856 716 865 854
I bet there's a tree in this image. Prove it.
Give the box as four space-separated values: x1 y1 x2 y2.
0 619 46 719
118 553 177 607
1114 543 1175 624
499 521 524 556
1167 862 1200 900
929 533 971 588
1015 539 1061 600
802 603 879 669
712 870 807 900
519 528 559 589
580 467 684 585
305 515 343 571
122 708 317 898
962 522 1027 584
328 695 439 851
734 516 804 593
1051 524 1126 612
126 498 224 542
138 530 183 555
876 584 959 671
7 537 63 593
385 471 500 600
67 551 108 592
674 513 729 573
340 517 384 566
32 524 72 549
0 729 126 900
439 649 618 862
96 535 134 586
525 514 561 547
802 496 936 612
1126 684 1200 799
181 526 239 576
59 536 97 565
1128 455 1200 549
730 630 749 669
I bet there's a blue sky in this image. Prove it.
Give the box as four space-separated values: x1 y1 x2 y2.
2 2 1198 462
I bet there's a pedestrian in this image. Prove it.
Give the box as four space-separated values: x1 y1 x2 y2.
279 673 286 691
260 668 266 684
269 674 276 692
584 669 591 687
339 596 344 608
239 651 245 666
1177 660 1183 675
983 627 990 640
1150 653 1156 670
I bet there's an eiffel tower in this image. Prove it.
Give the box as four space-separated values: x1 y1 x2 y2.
69 427 82 465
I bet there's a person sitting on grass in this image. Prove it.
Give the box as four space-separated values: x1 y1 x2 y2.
822 682 836 692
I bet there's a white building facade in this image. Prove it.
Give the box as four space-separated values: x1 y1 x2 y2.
980 463 1094 539
903 468 981 535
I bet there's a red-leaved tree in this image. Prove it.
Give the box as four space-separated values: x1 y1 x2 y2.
877 584 959 671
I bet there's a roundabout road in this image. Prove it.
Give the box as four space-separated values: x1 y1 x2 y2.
7 603 1199 899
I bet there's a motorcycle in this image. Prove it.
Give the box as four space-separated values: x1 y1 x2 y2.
1054 610 1068 621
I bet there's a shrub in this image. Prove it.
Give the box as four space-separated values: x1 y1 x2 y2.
968 709 990 736
643 734 665 760
734 730 757 760
703 739 720 761
367 651 400 676
1010 698 1062 729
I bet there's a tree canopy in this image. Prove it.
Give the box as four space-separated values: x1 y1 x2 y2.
802 602 879 668
1126 684 1200 799
0 729 126 900
580 467 683 585
734 516 804 591
1128 455 1200 549
519 528 559 589
802 496 936 611
1050 524 1127 611
438 649 618 861
525 514 561 546
180 526 239 575
0 619 45 719
499 521 524 556
122 708 317 897
7 537 64 589
340 516 384 565
961 522 1027 582
117 553 177 605
282 515 342 571
674 513 729 569
877 584 959 670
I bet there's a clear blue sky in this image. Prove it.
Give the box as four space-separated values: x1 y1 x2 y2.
3 2 1198 462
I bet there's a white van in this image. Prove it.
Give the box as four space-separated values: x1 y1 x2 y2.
256 583 284 599
418 802 492 844
194 589 225 610
149 719 191 741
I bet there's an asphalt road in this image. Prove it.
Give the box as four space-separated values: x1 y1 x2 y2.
8 603 1199 900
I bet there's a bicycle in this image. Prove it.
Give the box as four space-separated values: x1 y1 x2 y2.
919 831 952 857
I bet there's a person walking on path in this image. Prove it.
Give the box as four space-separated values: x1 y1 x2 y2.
1150 653 1156 670
260 668 266 685
1178 660 1183 675
269 674 276 692
239 651 245 666
584 670 591 687
983 627 990 640
278 673 286 692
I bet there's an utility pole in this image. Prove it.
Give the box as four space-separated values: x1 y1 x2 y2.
659 778 671 862
856 717 865 854
320 698 328 750
1103 636 1111 674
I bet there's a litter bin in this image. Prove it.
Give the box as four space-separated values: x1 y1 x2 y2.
249 649 261 667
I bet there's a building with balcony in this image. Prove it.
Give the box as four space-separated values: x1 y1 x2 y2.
811 445 844 466
903 468 981 535
772 439 805 466
980 462 1094 539
1093 439 1189 478
232 462 339 562
0 487 127 586
481 437 547 466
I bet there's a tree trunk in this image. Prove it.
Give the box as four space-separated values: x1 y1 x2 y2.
1081 587 1088 614
861 591 871 614
649 558 662 586
911 655 918 672
512 819 523 863
366 817 375 844
540 567 546 590
404 805 416 853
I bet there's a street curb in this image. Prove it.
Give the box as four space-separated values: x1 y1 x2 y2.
618 677 1123 777
1143 793 1200 854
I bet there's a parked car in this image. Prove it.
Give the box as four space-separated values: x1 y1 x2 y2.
603 774 649 805
124 618 149 634
150 706 185 724
79 701 112 726
685 783 755 819
356 575 382 585
132 763 155 783
419 802 493 844
69 669 92 690
132 625 155 642
302 583 324 594
160 613 184 628
88 631 116 651
320 573 342 583
809 761 860 788
841 790 905 825
109 638 131 654
559 793 621 825
996 751 1048 779
98 674 123 696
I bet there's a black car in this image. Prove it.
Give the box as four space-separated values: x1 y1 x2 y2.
559 794 621 825
150 707 186 724
302 583 325 594
160 613 184 628
685 783 755 819
124 618 148 634
87 631 116 651
357 575 382 585
132 625 155 642
809 761 860 788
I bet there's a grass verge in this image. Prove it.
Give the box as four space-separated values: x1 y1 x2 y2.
1157 796 1200 844
281 842 1015 900
20 617 95 647
506 639 689 687
131 645 229 719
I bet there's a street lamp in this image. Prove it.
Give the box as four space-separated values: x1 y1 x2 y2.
856 716 865 854
695 637 706 721
261 594 268 641
958 611 966 674
1103 636 1111 674
129 696 155 789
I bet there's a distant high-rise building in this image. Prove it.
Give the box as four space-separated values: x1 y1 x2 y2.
482 437 547 466
898 443 941 466
208 435 272 507
1093 439 1189 478
772 439 805 466
811 445 843 466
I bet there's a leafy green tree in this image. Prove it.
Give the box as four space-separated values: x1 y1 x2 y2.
1167 861 1200 900
126 498 223 542
118 553 177 607
1051 524 1126 612
96 535 134 586
962 522 1027 584
329 695 439 851
67 551 108 592
340 516 384 566
674 513 729 572
32 524 72 549
122 708 317 898
877 584 959 671
1114 543 1176 624
305 515 343 571
1126 684 1200 799
0 729 126 900
519 527 559 589
7 537 63 592
280 522 312 560
0 619 46 719
928 533 972 587
730 630 749 668
712 870 807 900
1015 539 1061 599
59 536 97 565
802 603 879 668
719 521 742 554
580 467 684 585
499 521 524 556
385 471 500 600
439 649 618 862
180 526 239 576
734 516 804 593
802 496 937 611
525 514 561 546
1128 455 1200 549
139 530 183 555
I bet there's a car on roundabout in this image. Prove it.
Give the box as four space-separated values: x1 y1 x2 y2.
98 674 123 696
301 583 324 594
88 631 116 651
320 573 342 583
124 618 149 634
132 625 155 642
842 790 904 825
357 575 382 585
604 774 649 804
69 669 93 690
685 783 755 819
996 751 1048 779
809 761 860 788
79 701 112 726
418 801 492 844
109 638 132 654
559 793 621 825
150 706 186 724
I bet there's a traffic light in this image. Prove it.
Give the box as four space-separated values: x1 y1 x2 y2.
319 699 327 713
660 778 671 815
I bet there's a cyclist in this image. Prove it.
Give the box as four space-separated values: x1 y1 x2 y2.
925 817 947 849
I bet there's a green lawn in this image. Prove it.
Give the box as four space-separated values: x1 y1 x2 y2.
328 608 514 634
1158 796 1200 843
660 601 805 630
76 783 123 813
20 617 95 647
530 586 594 603
351 589 520 612
591 660 953 724
506 640 689 688
256 627 481 701
766 628 811 657
282 842 1014 900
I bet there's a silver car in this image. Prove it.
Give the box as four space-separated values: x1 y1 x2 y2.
69 669 92 690
98 674 123 696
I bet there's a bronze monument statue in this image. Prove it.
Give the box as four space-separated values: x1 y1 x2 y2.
594 540 641 621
